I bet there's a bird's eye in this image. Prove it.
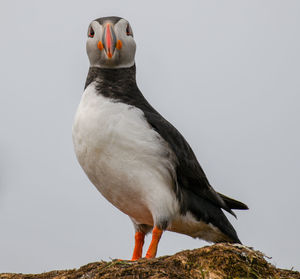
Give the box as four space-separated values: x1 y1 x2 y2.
88 27 95 38
126 24 133 36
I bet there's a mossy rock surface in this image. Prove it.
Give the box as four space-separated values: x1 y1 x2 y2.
1 243 299 279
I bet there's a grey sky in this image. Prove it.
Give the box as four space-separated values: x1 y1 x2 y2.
0 0 299 273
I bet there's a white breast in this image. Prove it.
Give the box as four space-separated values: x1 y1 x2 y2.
72 83 179 226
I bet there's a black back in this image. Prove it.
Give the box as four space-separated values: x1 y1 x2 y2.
85 65 244 243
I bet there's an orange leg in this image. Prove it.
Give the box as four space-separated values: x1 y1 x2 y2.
131 231 145 261
145 226 163 259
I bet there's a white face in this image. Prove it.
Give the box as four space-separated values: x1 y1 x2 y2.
86 18 136 69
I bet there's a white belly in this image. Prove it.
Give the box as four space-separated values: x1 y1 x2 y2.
72 83 179 226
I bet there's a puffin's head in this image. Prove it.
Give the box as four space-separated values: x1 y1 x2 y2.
86 16 136 68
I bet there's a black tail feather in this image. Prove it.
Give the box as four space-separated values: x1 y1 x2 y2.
217 193 249 210
182 189 241 243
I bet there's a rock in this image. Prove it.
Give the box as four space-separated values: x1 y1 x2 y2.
1 243 299 279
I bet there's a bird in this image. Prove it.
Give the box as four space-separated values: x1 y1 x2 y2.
72 16 248 261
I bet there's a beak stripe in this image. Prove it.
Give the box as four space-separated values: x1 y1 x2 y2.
105 24 113 58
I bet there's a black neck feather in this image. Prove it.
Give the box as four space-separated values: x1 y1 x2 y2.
85 65 137 90
85 65 155 112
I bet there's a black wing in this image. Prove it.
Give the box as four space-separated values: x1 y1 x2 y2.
142 109 246 242
143 111 231 211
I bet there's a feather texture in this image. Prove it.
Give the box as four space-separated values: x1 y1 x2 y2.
74 65 248 243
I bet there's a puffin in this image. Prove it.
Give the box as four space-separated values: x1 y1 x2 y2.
72 16 248 261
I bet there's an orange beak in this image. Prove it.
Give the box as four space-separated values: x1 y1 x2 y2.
104 24 114 58
97 23 122 58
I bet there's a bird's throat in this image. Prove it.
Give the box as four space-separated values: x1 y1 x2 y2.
85 65 137 90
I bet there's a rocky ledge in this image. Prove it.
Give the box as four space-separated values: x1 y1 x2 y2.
1 243 299 279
